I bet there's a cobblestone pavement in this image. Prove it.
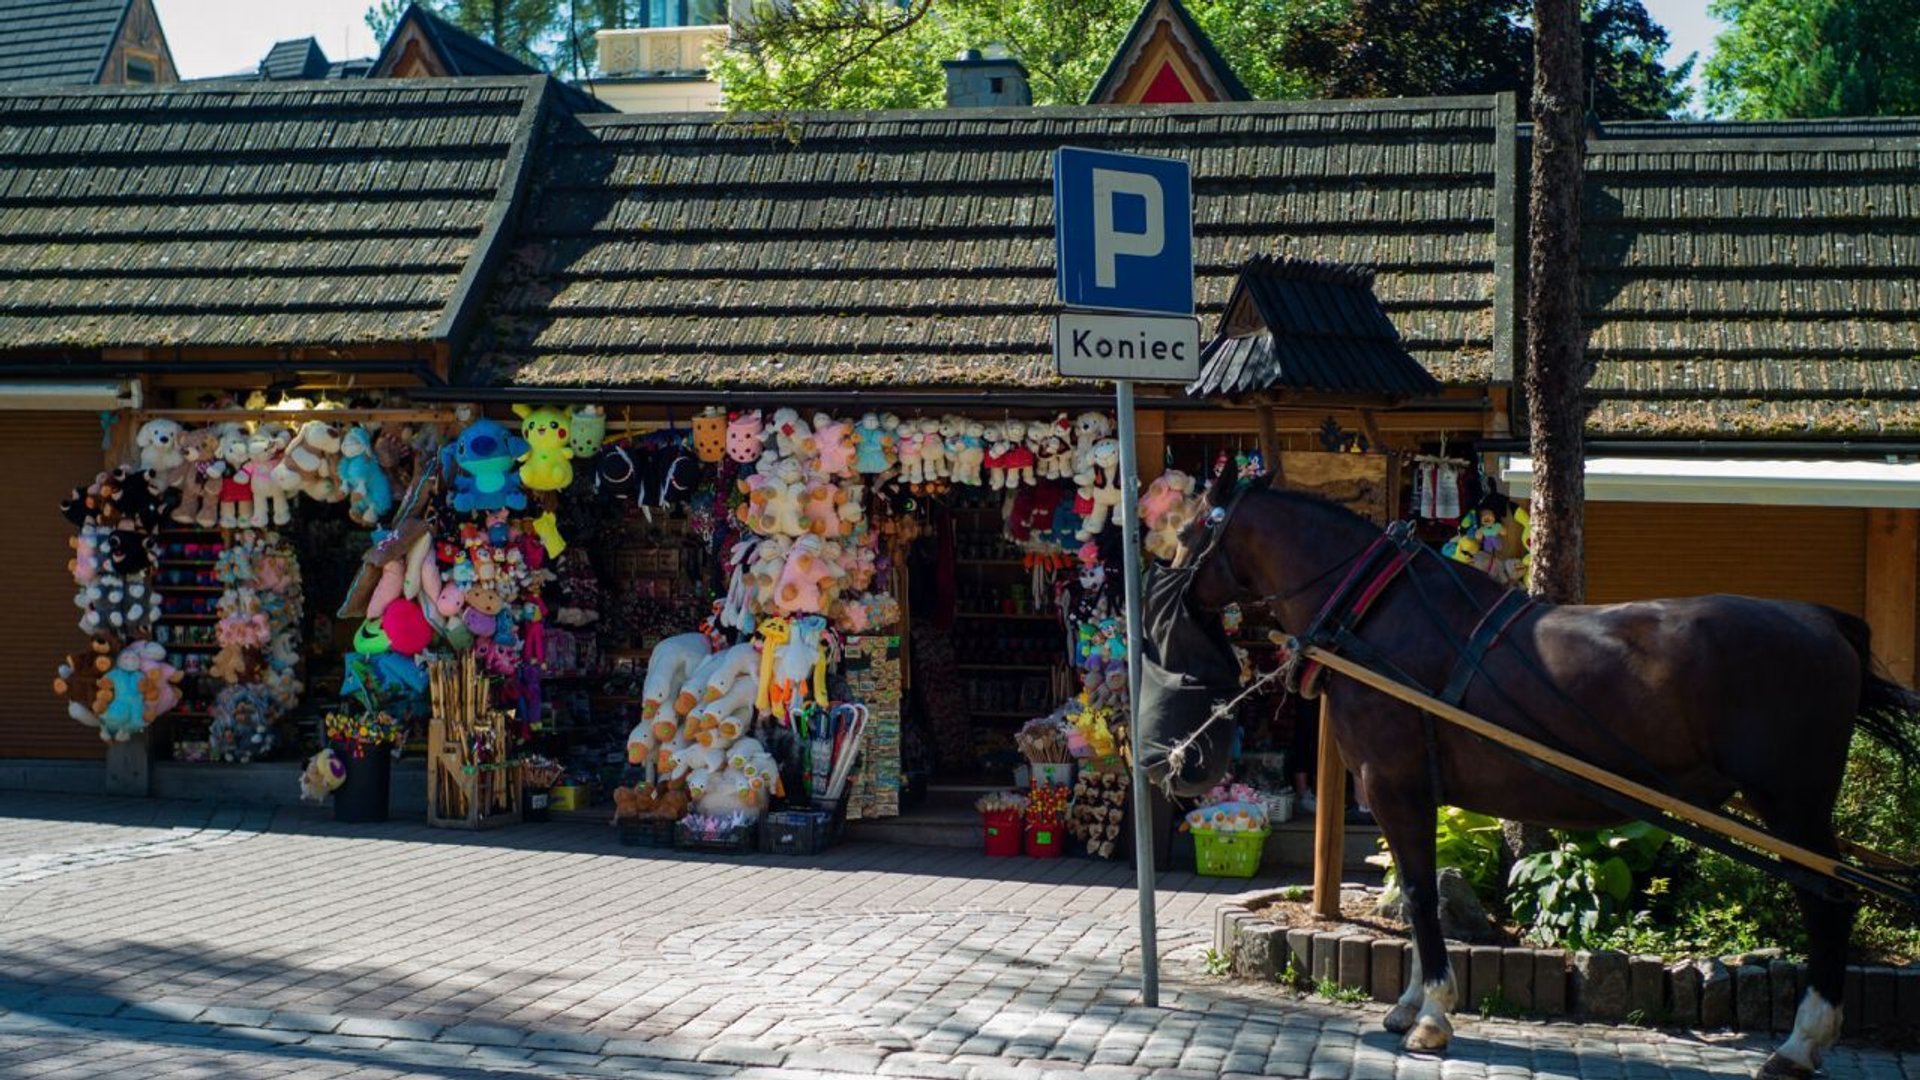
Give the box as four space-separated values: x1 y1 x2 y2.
0 793 1913 1079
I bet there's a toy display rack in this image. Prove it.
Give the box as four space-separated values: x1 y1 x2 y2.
426 654 522 830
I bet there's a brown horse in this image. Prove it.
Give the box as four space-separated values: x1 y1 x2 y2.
1153 469 1920 1078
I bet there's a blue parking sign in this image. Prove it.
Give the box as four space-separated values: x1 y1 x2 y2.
1053 146 1193 316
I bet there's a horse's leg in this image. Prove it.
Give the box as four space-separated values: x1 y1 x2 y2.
1372 779 1454 1052
1748 792 1854 1079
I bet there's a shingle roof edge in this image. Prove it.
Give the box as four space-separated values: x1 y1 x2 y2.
433 75 554 355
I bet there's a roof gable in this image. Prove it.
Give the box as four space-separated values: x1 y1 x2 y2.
0 0 129 88
1191 256 1443 400
0 77 551 357
1089 0 1249 105
260 37 330 81
373 3 539 79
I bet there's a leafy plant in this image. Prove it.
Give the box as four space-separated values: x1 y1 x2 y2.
1379 805 1508 907
1314 977 1369 1004
1280 953 1304 988
1279 884 1307 903
1202 948 1232 976
1507 823 1670 949
1478 987 1521 1019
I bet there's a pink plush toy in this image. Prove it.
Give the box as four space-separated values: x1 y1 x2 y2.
801 474 846 538
774 534 840 615
811 413 855 477
215 426 255 528
727 410 765 464
381 597 434 656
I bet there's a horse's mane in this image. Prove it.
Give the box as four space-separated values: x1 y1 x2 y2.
1244 485 1382 535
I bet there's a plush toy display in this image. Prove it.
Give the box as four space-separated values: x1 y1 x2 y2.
299 748 348 803
1035 414 1075 480
215 425 255 528
567 405 607 459
246 422 295 527
442 419 529 513
1140 470 1198 561
171 426 224 528
769 408 812 459
1075 438 1124 539
272 419 344 502
136 419 186 476
337 425 394 526
726 410 765 464
513 404 575 491
852 413 893 475
691 408 727 464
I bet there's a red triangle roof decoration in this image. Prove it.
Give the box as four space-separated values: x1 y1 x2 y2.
1088 0 1251 105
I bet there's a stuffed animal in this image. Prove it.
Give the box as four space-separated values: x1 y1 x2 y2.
442 419 529 514
1073 412 1113 473
999 420 1036 486
760 457 808 537
272 419 345 502
531 511 566 558
567 405 607 459
690 408 727 463
53 636 114 729
1076 438 1124 539
896 424 925 484
135 419 185 477
512 404 575 491
246 422 296 527
774 534 841 615
77 574 151 637
811 413 855 477
726 410 765 464
745 535 793 613
336 425 393 526
801 474 847 538
1142 470 1199 561
641 632 712 728
696 643 759 705
982 423 1012 490
95 528 152 578
170 427 224 528
852 413 893 474
919 418 950 480
215 425 255 528
299 748 347 803
695 768 764 818
769 408 812 459
1034 414 1075 481
94 648 153 742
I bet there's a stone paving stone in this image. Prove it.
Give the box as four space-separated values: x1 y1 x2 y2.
305 1033 387 1051
336 1018 442 1042
34 994 122 1017
266 1011 343 1034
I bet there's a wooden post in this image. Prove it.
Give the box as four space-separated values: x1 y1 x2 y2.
1312 694 1345 918
1135 409 1166 484
1864 508 1919 684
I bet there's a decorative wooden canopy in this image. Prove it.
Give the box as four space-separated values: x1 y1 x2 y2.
1087 0 1249 105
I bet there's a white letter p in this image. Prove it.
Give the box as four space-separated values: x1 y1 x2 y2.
1092 167 1163 289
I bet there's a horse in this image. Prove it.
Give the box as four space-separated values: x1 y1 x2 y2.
1148 467 1920 1079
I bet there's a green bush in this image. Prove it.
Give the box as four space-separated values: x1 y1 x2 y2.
1379 806 1506 906
1507 822 1670 949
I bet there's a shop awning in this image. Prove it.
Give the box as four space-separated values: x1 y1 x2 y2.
0 380 134 411
1499 455 1920 508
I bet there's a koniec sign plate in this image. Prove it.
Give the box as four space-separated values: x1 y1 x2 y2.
1051 310 1201 383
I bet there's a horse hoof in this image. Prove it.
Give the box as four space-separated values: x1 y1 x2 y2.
1756 1054 1814 1080
1383 1003 1417 1034
1403 1017 1452 1054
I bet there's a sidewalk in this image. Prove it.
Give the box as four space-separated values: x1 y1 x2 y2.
0 792 1909 1079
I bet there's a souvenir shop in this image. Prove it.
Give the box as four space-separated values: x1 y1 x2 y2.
50 384 1524 865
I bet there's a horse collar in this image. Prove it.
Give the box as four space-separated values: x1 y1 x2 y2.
1290 521 1422 698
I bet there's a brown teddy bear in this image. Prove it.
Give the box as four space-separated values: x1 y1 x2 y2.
170 427 224 528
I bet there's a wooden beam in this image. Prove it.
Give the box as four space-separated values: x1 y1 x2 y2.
1135 409 1167 484
1865 508 1919 684
1312 694 1345 918
1257 404 1283 486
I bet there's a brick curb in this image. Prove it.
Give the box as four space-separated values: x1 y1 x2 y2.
1213 889 1920 1038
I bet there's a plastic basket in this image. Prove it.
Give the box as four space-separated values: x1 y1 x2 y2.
1194 827 1270 878
675 820 757 854
761 810 834 856
1024 820 1065 858
619 816 677 848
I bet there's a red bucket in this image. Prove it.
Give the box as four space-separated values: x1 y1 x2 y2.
983 811 1024 856
1024 819 1065 858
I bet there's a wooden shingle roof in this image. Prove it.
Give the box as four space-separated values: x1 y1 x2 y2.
0 77 550 356
1191 255 1444 400
1562 118 1920 438
471 96 1507 391
0 0 128 88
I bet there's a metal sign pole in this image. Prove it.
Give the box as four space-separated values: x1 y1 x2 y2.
1116 377 1158 1007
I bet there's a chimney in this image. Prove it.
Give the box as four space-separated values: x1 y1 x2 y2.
942 48 1032 108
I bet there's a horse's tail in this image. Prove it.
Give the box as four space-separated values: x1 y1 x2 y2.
1826 606 1920 769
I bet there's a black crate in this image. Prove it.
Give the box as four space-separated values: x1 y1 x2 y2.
618 816 676 848
760 810 834 856
674 820 756 855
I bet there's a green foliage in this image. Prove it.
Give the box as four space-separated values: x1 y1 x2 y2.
362 0 622 75
1202 948 1232 976
1279 884 1308 903
713 0 1690 118
1507 822 1670 949
1704 0 1920 118
1314 976 1369 1004
1380 806 1506 906
1280 952 1303 987
1478 987 1522 1019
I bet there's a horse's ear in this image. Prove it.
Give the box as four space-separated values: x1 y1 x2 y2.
1205 458 1238 507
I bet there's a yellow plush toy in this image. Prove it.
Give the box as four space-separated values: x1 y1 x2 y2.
512 404 574 491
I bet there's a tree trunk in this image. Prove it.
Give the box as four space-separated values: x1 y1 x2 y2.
1523 0 1591 605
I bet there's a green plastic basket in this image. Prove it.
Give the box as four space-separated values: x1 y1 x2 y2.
1193 827 1270 878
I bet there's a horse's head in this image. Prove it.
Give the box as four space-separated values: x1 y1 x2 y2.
1171 459 1261 613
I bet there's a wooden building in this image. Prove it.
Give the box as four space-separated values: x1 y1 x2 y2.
0 0 176 89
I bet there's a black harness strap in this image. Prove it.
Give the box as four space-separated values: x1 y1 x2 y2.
1439 589 1537 707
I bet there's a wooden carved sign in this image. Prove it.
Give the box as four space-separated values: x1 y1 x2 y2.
1277 451 1393 525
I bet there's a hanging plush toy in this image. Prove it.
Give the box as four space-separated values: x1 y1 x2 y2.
135 419 185 478
337 425 394 526
1140 470 1198 561
94 647 153 741
271 419 345 502
512 404 575 491
1075 438 1124 539
769 408 812 459
215 425 255 528
441 419 529 513
1073 412 1113 473
726 410 765 464
246 422 295 527
567 405 607 459
852 413 893 475
811 413 855 477
951 420 986 486
171 427 224 528
691 408 727 464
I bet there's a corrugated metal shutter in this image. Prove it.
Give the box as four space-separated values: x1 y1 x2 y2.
0 414 107 759
1586 501 1866 615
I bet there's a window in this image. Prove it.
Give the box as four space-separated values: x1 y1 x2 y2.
125 55 156 83
640 0 728 27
